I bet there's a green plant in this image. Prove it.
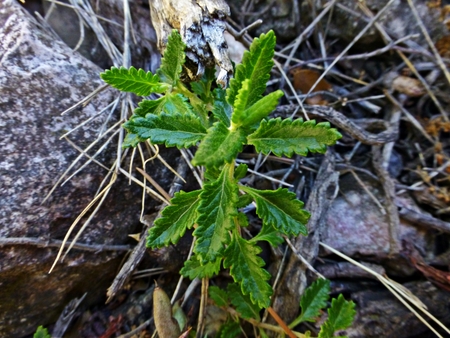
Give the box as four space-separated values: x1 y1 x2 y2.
100 30 341 308
33 326 51 338
209 279 356 337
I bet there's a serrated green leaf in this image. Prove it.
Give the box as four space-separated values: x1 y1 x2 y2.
234 163 248 180
236 212 249 227
134 97 167 117
100 66 168 96
204 166 221 181
123 112 206 149
164 93 194 115
250 222 284 247
227 283 261 320
223 234 272 308
190 67 215 102
227 30 276 108
192 122 247 168
291 279 330 327
147 190 201 248
34 326 51 338
134 94 193 118
319 294 356 338
194 164 239 262
248 118 342 157
157 30 185 85
180 255 222 279
236 194 253 209
122 132 145 148
209 286 229 307
240 90 284 129
213 87 232 127
230 79 251 127
240 186 310 236
217 320 242 338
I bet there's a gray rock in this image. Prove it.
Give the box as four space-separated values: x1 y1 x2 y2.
321 174 433 274
0 1 165 336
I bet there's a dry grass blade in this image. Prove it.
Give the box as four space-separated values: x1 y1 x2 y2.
281 0 337 67
245 167 294 188
61 128 121 186
136 167 171 203
48 172 117 273
406 0 450 88
358 2 449 122
60 98 120 139
385 91 435 143
302 0 395 100
274 60 309 120
118 167 169 204
320 242 450 336
60 84 109 116
285 237 325 279
42 118 123 203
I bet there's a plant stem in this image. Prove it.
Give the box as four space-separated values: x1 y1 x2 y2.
226 307 307 338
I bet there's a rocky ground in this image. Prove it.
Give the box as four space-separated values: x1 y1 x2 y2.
1 0 450 337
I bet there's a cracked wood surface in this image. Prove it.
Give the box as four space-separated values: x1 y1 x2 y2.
150 0 233 87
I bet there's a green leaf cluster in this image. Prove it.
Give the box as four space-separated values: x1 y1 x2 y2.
209 279 355 338
100 30 342 310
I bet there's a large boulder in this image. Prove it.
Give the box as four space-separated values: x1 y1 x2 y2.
0 1 165 336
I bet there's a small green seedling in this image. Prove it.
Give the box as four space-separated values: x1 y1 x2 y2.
100 30 341 308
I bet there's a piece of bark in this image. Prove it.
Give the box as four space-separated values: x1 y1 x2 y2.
271 150 339 324
150 0 233 86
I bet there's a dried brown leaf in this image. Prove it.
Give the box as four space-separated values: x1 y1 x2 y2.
392 75 425 97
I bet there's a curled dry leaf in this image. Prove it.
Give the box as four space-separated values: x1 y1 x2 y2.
153 284 181 338
290 68 332 105
391 75 425 97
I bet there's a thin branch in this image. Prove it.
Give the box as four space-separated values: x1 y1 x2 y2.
0 237 131 251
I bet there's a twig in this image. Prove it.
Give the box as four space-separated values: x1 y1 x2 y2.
117 318 153 338
302 0 396 99
398 207 450 234
267 307 297 338
281 0 338 67
384 91 434 143
0 237 131 251
372 146 400 255
225 307 306 338
358 2 449 122
406 0 450 88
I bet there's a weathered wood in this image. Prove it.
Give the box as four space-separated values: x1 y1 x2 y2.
150 0 233 86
